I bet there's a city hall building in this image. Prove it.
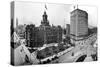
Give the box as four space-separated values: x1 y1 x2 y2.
70 8 88 44
25 11 62 47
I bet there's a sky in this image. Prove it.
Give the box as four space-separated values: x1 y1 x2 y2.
15 1 98 28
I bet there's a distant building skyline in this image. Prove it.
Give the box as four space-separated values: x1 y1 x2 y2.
14 1 97 28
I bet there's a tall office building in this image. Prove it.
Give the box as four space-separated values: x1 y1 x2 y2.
70 8 88 41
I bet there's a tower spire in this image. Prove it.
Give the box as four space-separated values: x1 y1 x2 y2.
41 3 49 26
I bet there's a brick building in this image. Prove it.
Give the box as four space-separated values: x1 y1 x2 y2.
39 11 62 44
25 11 62 47
25 24 36 47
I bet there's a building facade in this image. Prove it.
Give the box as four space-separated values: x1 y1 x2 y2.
38 11 62 44
25 11 62 48
25 24 36 47
70 8 88 41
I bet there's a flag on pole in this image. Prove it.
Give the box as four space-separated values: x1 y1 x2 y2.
73 5 75 9
45 4 47 10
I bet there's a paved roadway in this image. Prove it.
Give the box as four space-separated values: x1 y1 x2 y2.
58 43 97 63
